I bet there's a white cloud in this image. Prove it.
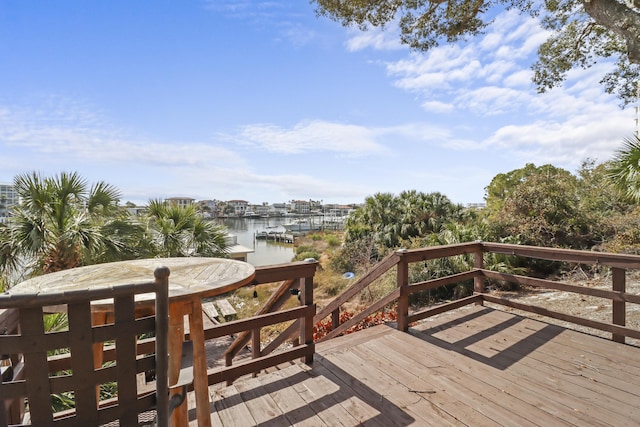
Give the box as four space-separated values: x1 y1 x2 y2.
345 27 403 51
366 8 633 173
383 10 552 113
484 108 634 167
458 86 531 115
203 1 316 48
421 100 455 113
480 9 549 58
0 99 246 169
503 70 533 88
280 24 316 47
0 97 411 203
232 120 390 156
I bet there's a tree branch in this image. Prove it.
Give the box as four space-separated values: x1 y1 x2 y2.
583 0 640 63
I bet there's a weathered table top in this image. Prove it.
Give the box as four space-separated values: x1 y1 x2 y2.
10 257 256 305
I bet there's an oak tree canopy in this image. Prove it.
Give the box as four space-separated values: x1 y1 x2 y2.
313 0 640 105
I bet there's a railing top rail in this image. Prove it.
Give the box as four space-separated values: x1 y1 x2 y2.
481 242 640 269
253 260 318 284
397 242 483 263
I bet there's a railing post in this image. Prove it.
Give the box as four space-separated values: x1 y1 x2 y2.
473 246 484 306
251 328 261 376
331 308 340 331
300 260 315 364
397 249 409 332
612 267 626 343
153 267 170 427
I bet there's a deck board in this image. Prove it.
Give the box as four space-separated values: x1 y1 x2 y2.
196 305 640 426
357 335 553 427
384 329 612 427
413 308 640 425
346 340 495 427
232 377 285 426
276 363 363 427
257 364 329 426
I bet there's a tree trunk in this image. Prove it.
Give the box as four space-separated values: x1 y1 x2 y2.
583 0 640 63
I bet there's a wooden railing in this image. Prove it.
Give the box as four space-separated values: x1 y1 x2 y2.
316 242 640 345
2 241 640 419
198 259 317 385
476 243 640 343
0 259 318 409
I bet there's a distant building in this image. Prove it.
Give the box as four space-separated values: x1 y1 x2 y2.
466 202 486 210
198 200 217 218
0 183 18 222
126 206 147 216
271 203 288 216
249 204 270 217
165 197 195 208
290 200 311 214
324 204 353 217
227 200 249 217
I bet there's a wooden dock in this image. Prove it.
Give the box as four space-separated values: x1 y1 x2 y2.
255 231 294 243
191 305 640 426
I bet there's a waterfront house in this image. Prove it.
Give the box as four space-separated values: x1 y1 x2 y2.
165 197 195 208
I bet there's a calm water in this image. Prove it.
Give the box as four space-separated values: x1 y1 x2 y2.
216 217 295 266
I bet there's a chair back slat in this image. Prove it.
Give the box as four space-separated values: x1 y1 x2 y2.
66 300 99 425
20 306 54 425
113 293 140 426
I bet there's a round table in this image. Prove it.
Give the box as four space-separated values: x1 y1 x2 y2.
11 257 256 427
12 257 255 302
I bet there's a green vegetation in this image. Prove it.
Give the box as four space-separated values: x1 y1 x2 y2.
10 145 640 412
145 199 228 258
305 153 640 306
0 171 228 288
608 135 640 203
5 146 640 308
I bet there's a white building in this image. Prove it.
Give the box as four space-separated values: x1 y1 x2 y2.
0 183 18 222
290 200 311 214
226 200 249 217
165 197 195 208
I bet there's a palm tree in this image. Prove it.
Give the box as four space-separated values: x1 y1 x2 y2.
0 173 232 287
345 192 402 251
608 135 640 203
0 172 137 283
345 191 467 256
145 199 228 258
399 190 463 237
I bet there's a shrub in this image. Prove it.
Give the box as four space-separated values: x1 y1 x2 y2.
325 234 341 247
293 250 320 262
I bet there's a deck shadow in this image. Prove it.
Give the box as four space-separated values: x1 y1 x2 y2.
207 357 415 426
410 307 564 370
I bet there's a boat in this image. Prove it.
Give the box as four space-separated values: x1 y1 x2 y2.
282 218 322 232
255 226 283 238
243 211 261 219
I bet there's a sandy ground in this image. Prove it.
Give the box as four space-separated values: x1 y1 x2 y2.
485 271 640 347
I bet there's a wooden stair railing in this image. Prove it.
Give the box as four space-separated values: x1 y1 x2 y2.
203 260 318 385
224 278 298 366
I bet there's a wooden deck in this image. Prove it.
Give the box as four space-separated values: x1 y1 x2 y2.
190 305 640 426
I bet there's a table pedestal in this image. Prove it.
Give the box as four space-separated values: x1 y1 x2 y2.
169 298 211 427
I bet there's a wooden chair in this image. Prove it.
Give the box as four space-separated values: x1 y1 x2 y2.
0 267 193 427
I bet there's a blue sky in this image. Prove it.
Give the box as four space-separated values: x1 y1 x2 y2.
0 1 635 206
